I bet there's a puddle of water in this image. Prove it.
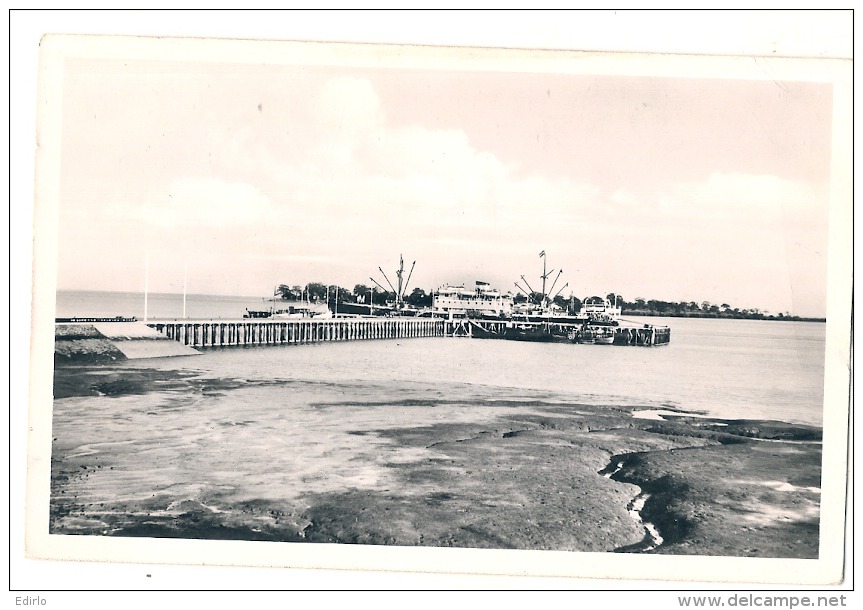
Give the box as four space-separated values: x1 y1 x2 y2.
628 492 664 551
631 409 724 423
603 461 623 479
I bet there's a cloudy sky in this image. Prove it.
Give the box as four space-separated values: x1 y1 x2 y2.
55 52 833 316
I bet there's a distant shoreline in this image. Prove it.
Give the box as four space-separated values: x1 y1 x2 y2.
55 289 827 322
619 310 826 323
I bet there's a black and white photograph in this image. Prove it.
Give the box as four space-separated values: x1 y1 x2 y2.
16 10 852 592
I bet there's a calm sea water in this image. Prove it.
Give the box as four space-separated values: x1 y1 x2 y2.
55 290 826 426
56 289 275 320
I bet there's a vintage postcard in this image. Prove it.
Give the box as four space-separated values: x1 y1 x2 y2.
25 32 852 587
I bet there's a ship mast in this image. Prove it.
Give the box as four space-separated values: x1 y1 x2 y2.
182 259 187 319
396 255 404 309
378 266 397 303
551 282 569 302
540 251 547 308
372 254 416 312
520 250 561 311
369 276 388 295
519 275 540 305
538 250 557 310
403 260 416 305
547 269 563 304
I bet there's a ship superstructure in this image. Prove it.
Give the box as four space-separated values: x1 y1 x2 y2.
432 282 513 318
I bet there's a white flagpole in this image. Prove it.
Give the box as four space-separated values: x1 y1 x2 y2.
144 254 149 322
183 259 187 319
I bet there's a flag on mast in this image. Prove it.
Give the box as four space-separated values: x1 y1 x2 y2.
539 250 545 258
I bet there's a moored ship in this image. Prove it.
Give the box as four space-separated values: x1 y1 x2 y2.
245 301 333 319
432 282 514 319
239 250 670 346
580 295 622 324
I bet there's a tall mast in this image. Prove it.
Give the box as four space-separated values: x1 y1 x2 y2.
551 282 569 301
369 276 388 294
403 260 416 303
547 269 563 303
396 254 404 309
378 267 397 298
182 259 187 319
143 254 149 322
514 282 533 300
541 251 547 306
538 250 556 309
520 275 539 303
371 255 416 312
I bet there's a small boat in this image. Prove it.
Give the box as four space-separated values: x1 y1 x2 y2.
593 328 616 345
272 303 333 319
245 302 333 319
503 325 558 343
469 322 505 339
579 328 596 344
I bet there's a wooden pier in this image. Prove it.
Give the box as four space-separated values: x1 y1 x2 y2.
147 318 445 348
146 316 669 348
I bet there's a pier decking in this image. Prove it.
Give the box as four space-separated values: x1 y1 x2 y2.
147 318 445 347
145 317 669 347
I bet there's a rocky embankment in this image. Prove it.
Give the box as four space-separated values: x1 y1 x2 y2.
54 323 199 364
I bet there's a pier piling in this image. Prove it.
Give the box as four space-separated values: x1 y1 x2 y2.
149 318 446 348
148 317 668 348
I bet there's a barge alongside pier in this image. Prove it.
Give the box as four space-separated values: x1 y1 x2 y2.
457 318 670 346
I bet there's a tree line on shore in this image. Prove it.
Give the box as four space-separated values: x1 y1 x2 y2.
605 294 824 322
274 284 824 322
276 283 433 307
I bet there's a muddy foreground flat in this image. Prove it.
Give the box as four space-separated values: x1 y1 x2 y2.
50 366 821 558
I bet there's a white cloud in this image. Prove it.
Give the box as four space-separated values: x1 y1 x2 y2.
313 76 384 138
593 173 829 315
58 75 830 316
135 177 273 228
659 172 826 228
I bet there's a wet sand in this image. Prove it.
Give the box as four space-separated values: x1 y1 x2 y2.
50 365 822 558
